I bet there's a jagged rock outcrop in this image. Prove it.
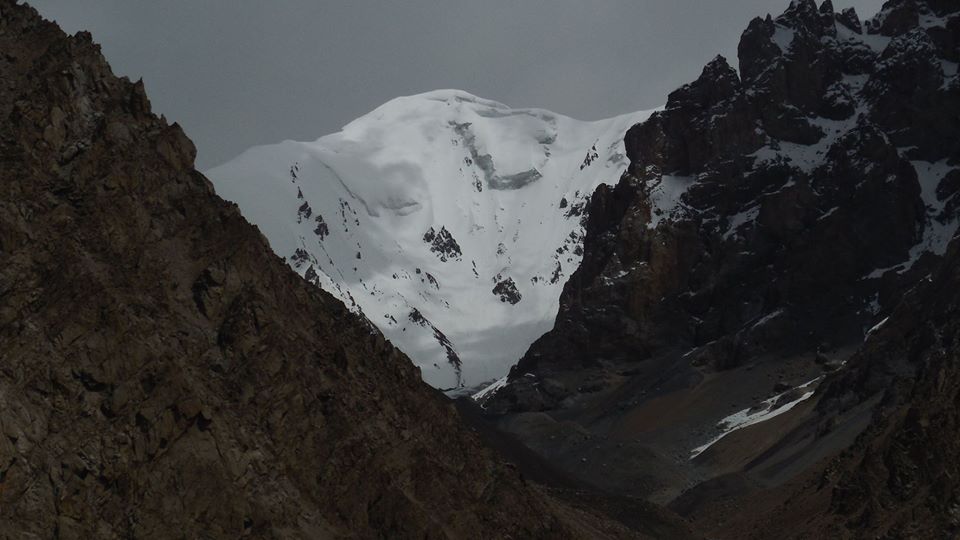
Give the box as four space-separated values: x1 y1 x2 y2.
0 3 641 538
490 0 957 413
492 276 523 305
483 0 960 532
423 226 463 263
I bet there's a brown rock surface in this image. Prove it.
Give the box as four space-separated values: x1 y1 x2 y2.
0 2 651 538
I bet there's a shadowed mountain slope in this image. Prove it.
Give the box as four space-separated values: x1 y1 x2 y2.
0 2 663 537
482 1 960 536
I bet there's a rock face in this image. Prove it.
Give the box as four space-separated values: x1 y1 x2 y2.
709 229 960 538
0 3 637 538
491 0 960 413
690 223 960 539
817 242 960 537
483 0 960 531
490 0 958 407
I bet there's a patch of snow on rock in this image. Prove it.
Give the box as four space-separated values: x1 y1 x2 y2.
690 376 821 459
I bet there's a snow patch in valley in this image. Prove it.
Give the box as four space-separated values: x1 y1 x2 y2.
207 89 655 390
472 375 508 403
690 376 821 459
865 316 890 339
751 308 785 329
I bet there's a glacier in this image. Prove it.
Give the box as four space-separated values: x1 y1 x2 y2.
206 89 655 391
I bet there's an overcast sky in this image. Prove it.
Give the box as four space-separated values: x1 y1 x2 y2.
29 0 884 169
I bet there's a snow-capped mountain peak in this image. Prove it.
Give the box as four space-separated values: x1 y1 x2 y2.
207 89 655 390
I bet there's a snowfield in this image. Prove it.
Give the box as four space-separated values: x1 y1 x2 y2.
690 377 821 459
207 90 655 391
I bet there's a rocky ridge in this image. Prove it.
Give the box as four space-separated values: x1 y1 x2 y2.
0 2 653 538
483 0 960 534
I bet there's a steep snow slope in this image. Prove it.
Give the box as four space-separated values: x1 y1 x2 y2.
207 90 654 390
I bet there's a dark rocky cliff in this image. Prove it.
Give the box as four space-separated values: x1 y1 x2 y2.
692 221 960 539
491 0 958 414
484 0 960 535
0 2 643 538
